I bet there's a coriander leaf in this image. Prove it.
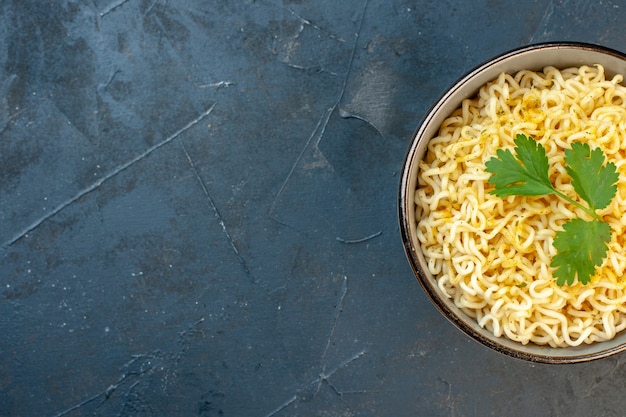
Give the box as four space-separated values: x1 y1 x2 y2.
484 132 619 286
485 134 556 197
551 218 611 285
564 142 619 211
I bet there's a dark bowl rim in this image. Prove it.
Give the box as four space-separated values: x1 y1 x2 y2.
399 41 626 364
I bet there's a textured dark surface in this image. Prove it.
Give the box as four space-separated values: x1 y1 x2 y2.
3 1 626 416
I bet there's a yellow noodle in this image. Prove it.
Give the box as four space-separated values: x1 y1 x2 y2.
416 65 626 347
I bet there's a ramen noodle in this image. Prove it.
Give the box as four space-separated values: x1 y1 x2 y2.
416 64 626 347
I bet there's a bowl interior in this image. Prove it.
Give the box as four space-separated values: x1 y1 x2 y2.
400 43 626 363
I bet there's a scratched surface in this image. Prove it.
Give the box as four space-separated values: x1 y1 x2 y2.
3 1 626 416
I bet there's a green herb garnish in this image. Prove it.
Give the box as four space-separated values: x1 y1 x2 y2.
485 133 619 285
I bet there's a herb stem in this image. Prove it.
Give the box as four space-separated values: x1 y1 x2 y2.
551 189 599 221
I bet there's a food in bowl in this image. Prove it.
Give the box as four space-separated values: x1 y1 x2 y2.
416 63 626 348
400 43 626 362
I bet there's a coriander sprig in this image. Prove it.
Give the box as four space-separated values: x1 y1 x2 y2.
484 133 619 286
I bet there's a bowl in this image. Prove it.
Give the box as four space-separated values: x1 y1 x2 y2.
399 42 626 363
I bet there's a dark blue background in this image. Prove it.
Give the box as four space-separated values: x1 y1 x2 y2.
2 1 626 416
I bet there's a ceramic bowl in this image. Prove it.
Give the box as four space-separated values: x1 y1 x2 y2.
399 42 626 363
